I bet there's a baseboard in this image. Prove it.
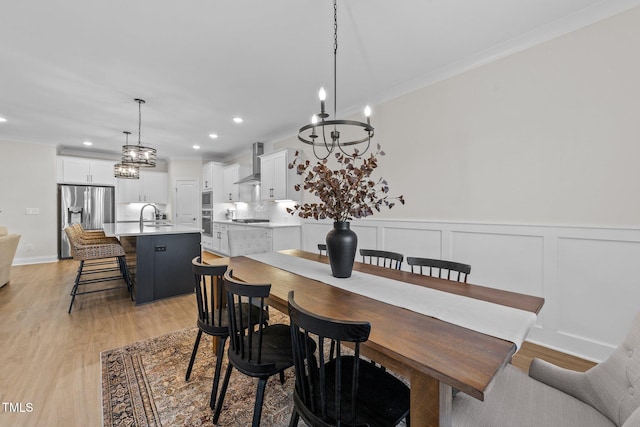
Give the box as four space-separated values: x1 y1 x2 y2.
13 255 59 265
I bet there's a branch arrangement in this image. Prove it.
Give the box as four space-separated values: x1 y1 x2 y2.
287 145 405 222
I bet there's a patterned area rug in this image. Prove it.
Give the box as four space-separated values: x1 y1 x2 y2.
101 313 305 426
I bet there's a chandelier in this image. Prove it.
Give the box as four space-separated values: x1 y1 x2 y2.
121 98 157 167
114 131 140 179
298 0 374 160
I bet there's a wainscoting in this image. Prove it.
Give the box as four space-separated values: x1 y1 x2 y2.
301 219 640 362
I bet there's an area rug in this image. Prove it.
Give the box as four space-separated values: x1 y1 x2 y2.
101 313 305 426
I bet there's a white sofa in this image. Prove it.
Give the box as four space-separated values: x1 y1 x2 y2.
0 226 21 287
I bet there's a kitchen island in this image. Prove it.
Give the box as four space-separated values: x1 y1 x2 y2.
203 219 301 255
104 222 202 304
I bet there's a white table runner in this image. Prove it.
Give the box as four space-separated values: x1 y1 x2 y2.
246 252 537 349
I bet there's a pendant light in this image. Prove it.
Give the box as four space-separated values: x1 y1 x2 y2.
298 0 374 160
114 131 140 179
121 98 157 167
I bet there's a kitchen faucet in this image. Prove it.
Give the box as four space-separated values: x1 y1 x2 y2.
139 203 159 227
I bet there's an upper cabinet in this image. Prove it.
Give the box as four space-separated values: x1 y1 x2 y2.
202 162 214 190
222 163 251 203
116 171 168 204
223 164 240 202
202 161 224 203
57 156 116 186
260 149 299 201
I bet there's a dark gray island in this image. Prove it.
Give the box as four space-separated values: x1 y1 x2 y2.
103 222 201 304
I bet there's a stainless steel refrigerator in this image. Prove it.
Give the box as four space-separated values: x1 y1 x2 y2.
58 184 115 259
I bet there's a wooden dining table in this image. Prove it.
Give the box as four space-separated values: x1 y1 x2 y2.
223 249 544 427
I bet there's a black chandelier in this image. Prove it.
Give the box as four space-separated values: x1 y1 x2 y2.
114 131 140 179
298 0 374 160
121 98 157 167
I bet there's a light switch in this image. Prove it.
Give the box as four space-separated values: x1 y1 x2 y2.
26 208 40 215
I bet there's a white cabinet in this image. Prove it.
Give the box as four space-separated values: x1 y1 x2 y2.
141 172 167 203
57 156 115 185
209 223 220 252
202 163 214 190
211 222 228 253
222 163 252 203
259 149 299 201
116 171 168 203
201 234 214 251
202 162 224 202
223 164 240 202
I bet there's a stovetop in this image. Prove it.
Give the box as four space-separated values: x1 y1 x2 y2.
231 219 270 224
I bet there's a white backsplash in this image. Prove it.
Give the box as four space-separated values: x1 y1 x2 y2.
219 200 300 224
116 203 168 222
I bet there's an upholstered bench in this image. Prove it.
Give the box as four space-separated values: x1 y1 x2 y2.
452 313 640 426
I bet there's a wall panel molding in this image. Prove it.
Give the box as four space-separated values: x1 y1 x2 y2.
301 218 640 362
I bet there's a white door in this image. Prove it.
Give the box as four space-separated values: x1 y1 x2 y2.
175 179 199 226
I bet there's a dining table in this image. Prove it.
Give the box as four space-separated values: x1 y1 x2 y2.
223 249 544 427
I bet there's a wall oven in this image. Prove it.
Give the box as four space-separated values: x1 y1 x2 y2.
202 191 213 210
202 209 213 237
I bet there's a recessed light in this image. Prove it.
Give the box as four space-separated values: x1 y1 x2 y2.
0 117 7 123
193 145 200 150
233 117 243 124
209 133 218 139
83 141 93 146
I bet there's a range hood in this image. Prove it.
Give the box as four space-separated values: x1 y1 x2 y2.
234 142 264 185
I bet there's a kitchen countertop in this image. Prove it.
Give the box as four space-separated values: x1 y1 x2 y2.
103 222 203 237
213 220 301 228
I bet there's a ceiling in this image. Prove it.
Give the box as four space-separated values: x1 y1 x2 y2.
1 0 638 162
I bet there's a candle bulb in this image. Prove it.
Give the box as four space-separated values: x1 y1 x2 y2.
364 105 371 126
319 87 326 114
311 115 318 138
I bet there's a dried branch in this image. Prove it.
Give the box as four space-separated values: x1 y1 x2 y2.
287 145 405 222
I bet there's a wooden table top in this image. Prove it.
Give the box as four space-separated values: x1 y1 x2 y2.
226 249 544 401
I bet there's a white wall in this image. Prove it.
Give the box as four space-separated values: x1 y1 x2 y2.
277 6 640 227
0 141 57 264
274 7 640 360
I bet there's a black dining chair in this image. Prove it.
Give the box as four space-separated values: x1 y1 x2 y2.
406 257 471 283
318 243 327 255
288 291 411 426
185 257 265 409
213 270 315 427
359 249 404 270
185 258 228 409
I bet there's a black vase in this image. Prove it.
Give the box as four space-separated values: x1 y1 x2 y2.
326 221 358 278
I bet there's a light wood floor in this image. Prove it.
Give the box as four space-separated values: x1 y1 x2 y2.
0 259 595 426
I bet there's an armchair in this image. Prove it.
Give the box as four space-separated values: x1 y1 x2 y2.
452 313 640 426
0 226 21 287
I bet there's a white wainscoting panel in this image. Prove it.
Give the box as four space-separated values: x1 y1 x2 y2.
382 226 442 263
557 237 640 353
302 222 333 252
300 218 640 362
451 231 544 297
302 221 379 256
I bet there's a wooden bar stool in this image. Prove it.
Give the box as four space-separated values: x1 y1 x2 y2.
64 226 133 313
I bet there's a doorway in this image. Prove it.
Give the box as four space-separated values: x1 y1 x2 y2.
174 179 199 227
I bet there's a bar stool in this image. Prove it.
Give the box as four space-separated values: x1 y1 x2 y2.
64 226 133 313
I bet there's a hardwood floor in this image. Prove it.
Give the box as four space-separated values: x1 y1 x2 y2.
0 259 595 427
0 260 194 426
